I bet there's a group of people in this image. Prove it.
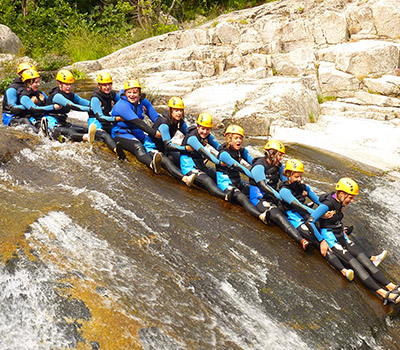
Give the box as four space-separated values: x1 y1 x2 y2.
2 62 400 305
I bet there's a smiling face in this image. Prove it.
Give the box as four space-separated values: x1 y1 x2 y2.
125 87 140 104
59 82 72 93
99 82 112 94
197 125 211 139
338 192 356 207
29 78 40 92
171 107 183 122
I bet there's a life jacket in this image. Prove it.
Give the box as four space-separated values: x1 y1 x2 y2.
216 144 245 186
2 77 24 113
181 125 211 170
279 180 307 212
45 87 73 123
152 111 185 152
88 88 117 120
249 157 281 190
14 87 47 117
318 192 344 232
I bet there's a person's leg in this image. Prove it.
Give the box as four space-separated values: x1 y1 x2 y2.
160 154 195 186
115 136 153 167
192 171 228 201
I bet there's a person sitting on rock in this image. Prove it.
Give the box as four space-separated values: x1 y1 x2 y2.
42 69 95 143
2 62 36 126
12 69 62 133
250 141 310 251
216 124 269 223
110 79 163 174
308 177 400 305
180 112 230 201
88 71 126 160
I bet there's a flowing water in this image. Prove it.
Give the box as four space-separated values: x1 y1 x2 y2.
1 115 400 349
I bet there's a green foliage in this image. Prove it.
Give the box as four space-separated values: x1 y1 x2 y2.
71 69 87 80
317 94 337 103
35 54 72 72
0 59 18 93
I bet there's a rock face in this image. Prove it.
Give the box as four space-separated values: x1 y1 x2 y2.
70 0 400 136
0 24 22 54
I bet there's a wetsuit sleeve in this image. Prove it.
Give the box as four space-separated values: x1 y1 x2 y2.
53 93 90 112
280 187 314 214
91 97 115 122
20 95 57 112
208 133 221 150
219 151 253 179
305 184 321 205
73 94 90 107
187 135 220 165
158 124 185 151
142 99 159 123
251 164 281 199
5 88 18 107
180 121 188 135
309 203 330 222
131 118 157 138
279 164 287 182
242 148 254 165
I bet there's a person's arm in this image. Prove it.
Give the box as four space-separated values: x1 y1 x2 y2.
187 135 220 165
53 93 90 112
179 121 188 135
242 148 253 165
305 184 322 205
142 99 160 123
158 123 186 151
219 151 253 179
251 164 282 199
208 133 221 150
279 164 288 182
91 96 115 122
20 95 57 112
280 187 314 214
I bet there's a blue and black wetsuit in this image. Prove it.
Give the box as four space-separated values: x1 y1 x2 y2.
311 192 391 291
13 87 56 132
44 87 90 141
111 93 160 168
180 125 227 200
250 159 305 245
216 144 261 217
150 112 190 181
88 88 120 151
2 77 24 126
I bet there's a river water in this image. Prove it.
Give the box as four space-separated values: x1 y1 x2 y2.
1 104 400 349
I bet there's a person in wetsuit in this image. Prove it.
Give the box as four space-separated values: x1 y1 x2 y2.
151 96 195 186
308 177 400 305
180 112 230 201
88 72 126 160
2 62 37 127
43 69 94 143
12 69 62 133
111 79 163 174
250 141 310 251
216 125 268 223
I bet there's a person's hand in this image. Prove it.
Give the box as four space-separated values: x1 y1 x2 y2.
185 145 194 152
53 104 62 110
320 239 331 257
321 210 335 219
115 116 124 122
202 139 208 146
155 131 161 139
31 96 38 104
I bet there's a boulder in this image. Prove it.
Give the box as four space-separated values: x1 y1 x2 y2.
0 24 22 54
363 75 400 97
372 0 400 38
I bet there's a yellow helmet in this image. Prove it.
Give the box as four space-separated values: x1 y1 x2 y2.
17 62 37 75
21 69 40 82
336 177 359 195
97 72 112 84
197 113 213 128
168 97 184 109
225 124 244 137
56 69 74 83
264 139 285 154
284 159 304 175
124 80 141 90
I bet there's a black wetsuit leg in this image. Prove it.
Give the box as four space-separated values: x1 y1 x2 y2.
330 243 383 291
166 151 181 168
54 125 86 142
160 155 184 181
9 117 39 133
96 129 117 151
345 241 391 286
270 208 304 244
229 189 262 219
204 166 217 182
115 136 152 167
191 171 226 200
